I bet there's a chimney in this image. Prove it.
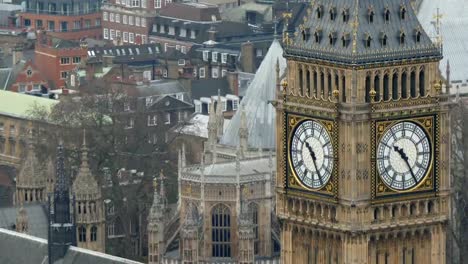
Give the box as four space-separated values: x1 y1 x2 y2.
240 41 255 73
227 71 239 95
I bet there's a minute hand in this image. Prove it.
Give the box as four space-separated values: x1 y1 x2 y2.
305 142 323 185
393 146 417 182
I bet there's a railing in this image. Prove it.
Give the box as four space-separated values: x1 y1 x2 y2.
23 8 101 16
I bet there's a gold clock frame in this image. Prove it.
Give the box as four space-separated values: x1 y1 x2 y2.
285 113 339 200
371 114 439 202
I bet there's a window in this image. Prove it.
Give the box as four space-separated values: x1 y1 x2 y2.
91 226 97 241
103 12 108 21
382 34 388 46
178 59 186 66
104 28 109 39
124 102 131 111
221 53 227 63
256 49 262 57
154 0 161 8
123 32 128 42
115 13 120 23
126 118 134 129
385 9 390 22
176 45 180 50
330 8 336 21
73 57 81 64
366 36 372 48
132 0 140 7
316 6 322 18
180 28 186 37
212 68 219 78
129 16 134 25
147 115 157 126
110 13 114 22
26 68 32 77
142 35 147 44
129 33 135 43
60 71 68 79
60 57 70 65
107 222 115 237
110 29 115 40
342 10 349 22
79 226 87 242
136 17 140 26
95 19 100 27
164 113 171 124
222 69 227 77
249 203 259 255
141 17 146 27
181 46 186 54
400 33 406 45
8 140 15 156
116 30 121 40
199 67 205 78
195 101 202 113
142 0 147 8
148 133 157 144
369 10 374 23
168 26 175 35
416 31 421 43
211 204 231 257
19 85 26 92
401 7 406 20
212 52 218 62
232 99 239 110
203 51 209 61
123 15 128 24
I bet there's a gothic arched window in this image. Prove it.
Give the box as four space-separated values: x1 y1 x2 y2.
316 6 323 19
416 31 422 43
384 9 391 22
211 204 231 257
368 10 375 23
400 32 406 45
366 36 372 48
78 226 87 242
91 226 97 241
401 7 407 20
382 34 388 46
342 10 349 22
249 203 259 255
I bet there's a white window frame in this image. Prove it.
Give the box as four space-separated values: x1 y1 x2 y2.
141 0 147 8
180 28 186 37
199 67 205 78
195 100 201 113
222 69 227 77
176 45 180 50
154 0 161 8
103 12 108 21
141 17 146 27
110 13 115 22
142 35 147 44
212 52 218 62
232 99 239 110
129 33 134 43
212 68 219 78
123 15 128 24
115 13 120 23
165 113 171 125
181 46 186 54
203 51 209 61
110 29 115 40
123 32 128 42
126 118 134 129
147 115 157 126
178 59 186 66
135 17 140 26
129 16 134 25
103 28 109 39
221 53 227 63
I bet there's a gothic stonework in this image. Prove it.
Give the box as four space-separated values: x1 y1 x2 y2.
276 0 451 263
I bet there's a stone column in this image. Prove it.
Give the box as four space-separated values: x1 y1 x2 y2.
398 68 403 99
406 68 411 98
324 68 329 100
379 72 384 101
317 68 323 99
338 71 344 102
415 68 420 97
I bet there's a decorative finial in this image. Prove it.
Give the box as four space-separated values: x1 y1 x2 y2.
370 89 377 103
434 80 442 95
332 89 340 101
281 79 288 94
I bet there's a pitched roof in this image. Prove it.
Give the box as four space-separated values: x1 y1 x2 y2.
220 39 286 149
285 0 441 65
0 90 57 119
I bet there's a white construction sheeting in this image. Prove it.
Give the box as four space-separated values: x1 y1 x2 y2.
220 39 287 149
418 0 468 93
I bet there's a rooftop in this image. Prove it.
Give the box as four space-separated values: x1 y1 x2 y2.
0 90 57 119
160 2 221 22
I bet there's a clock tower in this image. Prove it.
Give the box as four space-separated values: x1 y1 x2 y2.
275 1 451 263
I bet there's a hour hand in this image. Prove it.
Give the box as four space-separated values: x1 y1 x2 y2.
305 142 316 161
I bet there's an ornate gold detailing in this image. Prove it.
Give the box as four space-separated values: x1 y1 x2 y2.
370 89 377 103
433 80 443 95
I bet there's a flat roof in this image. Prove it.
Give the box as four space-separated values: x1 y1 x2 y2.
0 90 57 119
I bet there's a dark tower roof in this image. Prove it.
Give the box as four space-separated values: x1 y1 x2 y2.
284 0 442 65
54 144 69 198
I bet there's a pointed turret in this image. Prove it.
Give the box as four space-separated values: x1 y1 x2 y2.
238 190 255 264
181 205 199 263
72 131 105 252
207 98 217 148
216 89 224 139
148 176 166 264
238 107 248 157
16 129 46 204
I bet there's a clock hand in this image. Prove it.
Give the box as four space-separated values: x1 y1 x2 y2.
393 145 417 183
305 141 323 184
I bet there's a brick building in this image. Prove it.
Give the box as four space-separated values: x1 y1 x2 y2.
20 0 102 40
9 60 49 93
35 32 87 89
101 0 172 46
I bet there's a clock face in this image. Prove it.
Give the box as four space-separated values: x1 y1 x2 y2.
376 121 432 191
290 120 334 189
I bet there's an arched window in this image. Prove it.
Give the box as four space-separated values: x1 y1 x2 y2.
79 226 87 242
320 71 325 97
327 72 332 98
374 74 380 101
416 31 422 42
298 68 303 93
400 33 406 45
373 208 380 220
428 201 434 214
391 206 397 218
401 72 408 98
342 36 347 47
382 34 388 46
341 75 346 102
330 8 336 21
392 72 398 100
316 6 322 19
313 71 318 97
366 36 372 48
248 203 259 255
342 10 349 22
306 69 311 96
329 34 334 45
78 202 81 214
83 202 87 214
410 71 416 97
368 10 375 23
419 69 425 96
383 74 390 100
91 226 97 241
385 9 390 22
314 32 320 43
211 204 231 257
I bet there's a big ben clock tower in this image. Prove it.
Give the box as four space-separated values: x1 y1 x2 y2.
275 1 452 263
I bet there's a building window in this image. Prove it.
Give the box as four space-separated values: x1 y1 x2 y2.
72 57 81 64
103 12 108 21
141 17 146 27
60 71 68 79
129 33 135 43
401 7 406 20
148 133 157 144
222 70 227 77
132 0 140 7
165 113 171 124
211 204 231 258
142 0 147 8
369 10 374 23
212 52 218 62
110 29 115 40
232 99 239 110
195 101 201 113
384 8 390 22
123 32 128 42
95 19 100 27
256 49 262 57
203 51 209 61
178 59 186 66
212 68 219 78
110 13 114 22
147 115 157 126
78 226 87 242
221 53 227 63
115 13 120 23
181 46 186 54
60 57 70 65
400 32 406 45
126 118 134 129
199 67 205 78
136 17 140 26
129 16 134 25
249 203 259 255
19 85 26 92
107 222 115 237
26 68 32 77
123 15 128 24
154 0 161 8
90 226 97 241
104 28 109 39
416 31 421 43
168 26 175 35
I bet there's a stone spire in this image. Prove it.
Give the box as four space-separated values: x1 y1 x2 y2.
216 89 224 139
446 60 451 93
181 205 199 263
238 187 255 264
238 107 248 157
148 176 166 264
15 206 28 233
207 98 217 148
72 130 100 201
16 129 46 204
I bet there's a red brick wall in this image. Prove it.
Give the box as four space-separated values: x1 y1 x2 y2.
10 61 48 92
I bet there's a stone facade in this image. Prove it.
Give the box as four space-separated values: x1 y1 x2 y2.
276 0 452 263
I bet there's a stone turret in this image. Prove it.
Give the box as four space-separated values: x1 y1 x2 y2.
16 130 46 205
148 176 166 264
238 197 255 264
72 131 105 252
15 206 28 233
207 98 217 148
216 90 224 139
181 205 199 263
238 108 248 157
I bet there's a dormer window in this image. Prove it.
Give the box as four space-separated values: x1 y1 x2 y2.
400 6 407 20
316 6 323 19
384 8 391 22
416 30 421 42
400 32 406 45
301 27 310 41
382 34 388 46
330 7 336 21
342 33 350 47
368 9 375 23
329 32 337 45
342 9 349 22
365 34 372 48
314 30 322 43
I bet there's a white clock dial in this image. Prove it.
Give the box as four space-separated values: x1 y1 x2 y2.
376 121 432 191
290 120 334 189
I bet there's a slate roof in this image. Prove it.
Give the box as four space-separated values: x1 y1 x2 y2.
220 39 286 149
0 204 48 239
190 78 230 100
285 0 441 65
0 228 144 264
160 2 221 22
